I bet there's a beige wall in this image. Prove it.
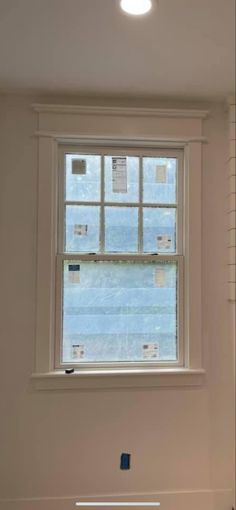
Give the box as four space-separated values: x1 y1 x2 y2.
0 95 234 510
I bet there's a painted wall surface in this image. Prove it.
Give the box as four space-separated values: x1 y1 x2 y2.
0 95 234 510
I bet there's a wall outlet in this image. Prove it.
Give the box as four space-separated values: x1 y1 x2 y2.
120 453 131 470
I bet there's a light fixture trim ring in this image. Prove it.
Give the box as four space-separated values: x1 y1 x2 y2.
120 0 153 16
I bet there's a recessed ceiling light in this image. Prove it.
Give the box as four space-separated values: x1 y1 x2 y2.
120 0 153 16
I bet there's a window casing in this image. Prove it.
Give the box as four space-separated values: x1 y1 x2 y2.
32 103 206 389
55 146 184 370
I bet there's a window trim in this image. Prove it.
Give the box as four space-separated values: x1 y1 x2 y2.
32 104 207 389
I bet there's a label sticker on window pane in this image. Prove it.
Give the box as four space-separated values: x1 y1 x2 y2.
157 234 172 250
143 343 159 359
72 159 87 175
74 224 88 236
72 344 84 360
68 264 80 284
155 268 166 287
112 157 127 193
156 164 167 183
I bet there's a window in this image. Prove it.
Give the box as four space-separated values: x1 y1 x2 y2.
56 147 184 369
33 103 206 389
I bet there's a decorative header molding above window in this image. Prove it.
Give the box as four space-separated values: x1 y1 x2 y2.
32 103 209 119
32 104 208 145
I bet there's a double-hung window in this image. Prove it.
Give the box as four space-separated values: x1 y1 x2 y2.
56 146 184 369
33 103 206 388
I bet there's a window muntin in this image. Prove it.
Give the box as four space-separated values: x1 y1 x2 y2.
57 147 183 368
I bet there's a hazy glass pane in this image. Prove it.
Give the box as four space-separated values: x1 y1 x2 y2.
65 154 101 202
105 207 138 252
143 208 176 253
62 260 177 363
143 157 177 204
65 205 100 252
105 156 139 202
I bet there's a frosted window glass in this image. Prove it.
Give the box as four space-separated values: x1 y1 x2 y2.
65 205 100 252
62 261 177 363
105 207 138 252
143 157 177 204
65 154 101 202
143 208 176 253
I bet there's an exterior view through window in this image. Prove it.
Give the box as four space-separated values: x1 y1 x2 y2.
57 147 184 368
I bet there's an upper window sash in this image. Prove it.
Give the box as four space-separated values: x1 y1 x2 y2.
58 145 184 257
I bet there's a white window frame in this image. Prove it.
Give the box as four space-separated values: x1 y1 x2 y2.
32 104 207 390
56 145 184 370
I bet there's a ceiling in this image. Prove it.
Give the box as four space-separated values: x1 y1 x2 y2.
0 0 235 99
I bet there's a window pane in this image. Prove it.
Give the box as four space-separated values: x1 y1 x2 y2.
62 261 178 363
65 154 101 202
105 207 138 252
143 157 177 204
143 208 176 253
105 156 139 202
65 205 100 252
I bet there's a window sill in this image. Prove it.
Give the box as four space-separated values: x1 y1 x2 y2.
31 368 205 391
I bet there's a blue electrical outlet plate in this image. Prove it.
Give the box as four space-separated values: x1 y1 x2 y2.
120 453 130 470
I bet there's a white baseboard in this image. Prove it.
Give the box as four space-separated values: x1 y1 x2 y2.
0 489 233 510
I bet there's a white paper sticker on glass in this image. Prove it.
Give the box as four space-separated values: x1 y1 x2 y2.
74 224 88 236
72 344 84 360
72 159 87 175
154 268 166 287
68 264 80 284
143 343 159 360
112 157 127 193
157 234 172 250
156 164 167 183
